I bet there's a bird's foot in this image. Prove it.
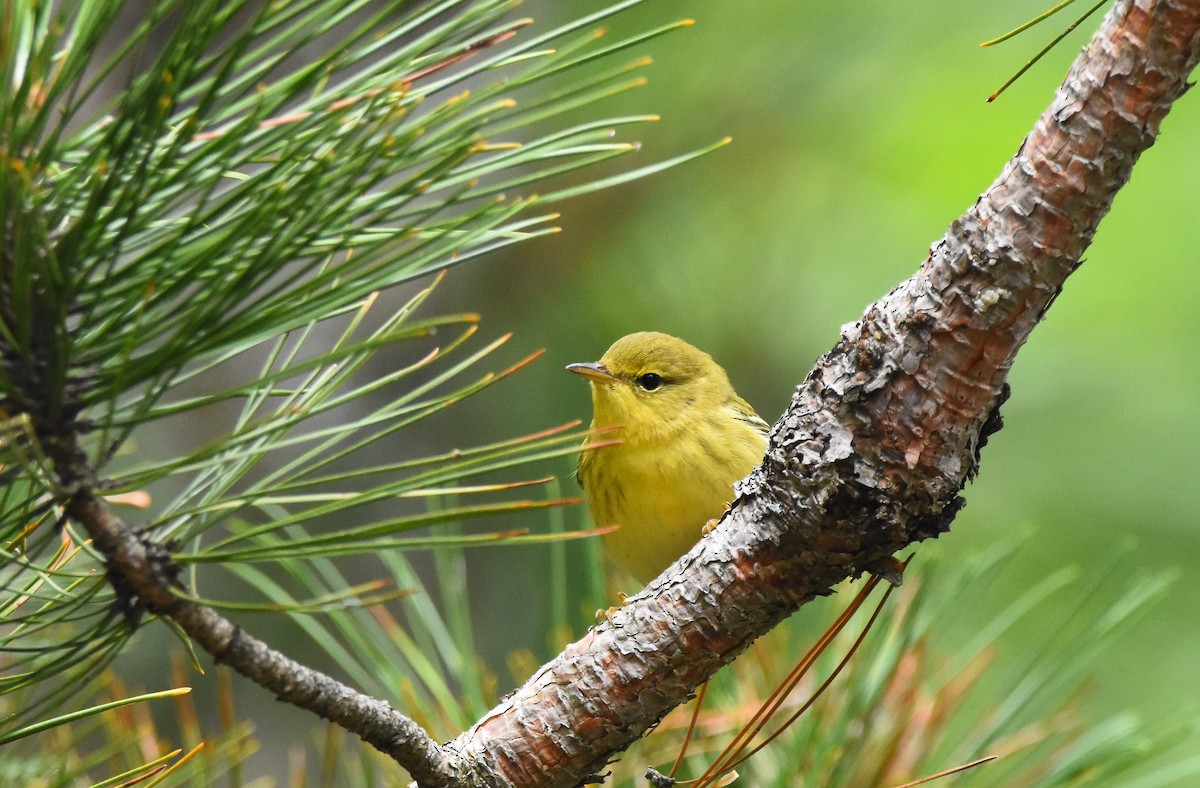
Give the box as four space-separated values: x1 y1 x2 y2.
594 592 631 625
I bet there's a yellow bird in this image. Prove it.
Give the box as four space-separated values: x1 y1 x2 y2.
567 332 769 583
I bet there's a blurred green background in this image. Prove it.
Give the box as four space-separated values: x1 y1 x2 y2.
418 0 1200 772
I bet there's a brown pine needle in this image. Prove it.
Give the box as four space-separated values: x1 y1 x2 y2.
889 755 998 787
115 759 174 787
670 681 709 778
497 348 546 377
726 573 901 773
685 559 911 787
399 21 529 85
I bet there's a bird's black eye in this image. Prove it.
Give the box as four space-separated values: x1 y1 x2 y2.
636 372 663 391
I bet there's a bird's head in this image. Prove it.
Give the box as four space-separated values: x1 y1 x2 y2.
567 331 733 442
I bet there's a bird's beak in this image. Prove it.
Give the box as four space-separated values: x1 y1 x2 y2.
566 361 615 383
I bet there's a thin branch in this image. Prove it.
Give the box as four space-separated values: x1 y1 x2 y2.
50 442 464 786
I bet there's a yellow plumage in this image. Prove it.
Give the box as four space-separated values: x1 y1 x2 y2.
568 332 769 583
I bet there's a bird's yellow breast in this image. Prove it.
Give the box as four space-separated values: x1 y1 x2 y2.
580 409 765 582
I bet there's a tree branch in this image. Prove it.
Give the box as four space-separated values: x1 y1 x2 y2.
50 439 463 786
447 1 1200 784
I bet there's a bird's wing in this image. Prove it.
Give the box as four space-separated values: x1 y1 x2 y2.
729 395 770 438
574 445 590 490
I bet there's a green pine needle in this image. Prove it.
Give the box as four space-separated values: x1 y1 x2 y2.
983 0 1111 102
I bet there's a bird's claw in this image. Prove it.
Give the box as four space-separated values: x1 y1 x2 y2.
594 592 631 625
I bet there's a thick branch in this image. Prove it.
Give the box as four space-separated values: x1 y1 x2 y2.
448 1 1200 784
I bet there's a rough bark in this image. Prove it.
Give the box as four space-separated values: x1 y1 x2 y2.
445 1 1200 785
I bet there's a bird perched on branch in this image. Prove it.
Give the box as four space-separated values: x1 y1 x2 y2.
568 331 769 583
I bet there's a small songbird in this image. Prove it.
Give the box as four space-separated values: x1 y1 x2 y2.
567 332 769 583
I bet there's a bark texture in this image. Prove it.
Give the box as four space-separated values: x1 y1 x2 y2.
446 1 1200 784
